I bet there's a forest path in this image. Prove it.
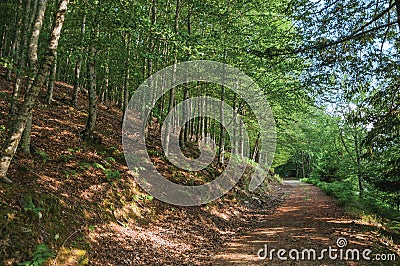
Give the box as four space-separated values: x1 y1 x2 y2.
212 180 399 265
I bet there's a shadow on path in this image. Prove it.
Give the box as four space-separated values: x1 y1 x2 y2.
212 180 399 265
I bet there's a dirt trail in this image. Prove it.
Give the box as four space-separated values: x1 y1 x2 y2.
212 180 399 265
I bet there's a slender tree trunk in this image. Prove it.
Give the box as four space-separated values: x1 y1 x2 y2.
123 34 131 113
28 0 39 35
46 50 57 104
354 130 363 197
203 85 208 145
20 0 48 154
195 99 201 141
159 70 165 120
159 42 168 121
196 91 203 142
28 0 47 77
252 133 260 162
71 14 86 107
147 0 157 80
10 0 36 113
25 0 38 64
193 103 196 140
301 151 306 178
164 62 176 156
0 22 8 57
71 59 81 107
181 87 189 146
7 0 24 81
20 114 32 153
217 64 226 165
181 5 192 145
163 0 179 156
211 122 216 150
11 0 38 88
8 0 24 113
233 93 238 155
0 0 69 183
82 28 97 140
123 66 130 113
102 62 109 105
144 0 157 131
240 114 244 158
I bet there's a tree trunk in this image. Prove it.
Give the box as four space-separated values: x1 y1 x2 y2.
180 87 189 146
71 14 86 107
301 151 306 178
28 0 39 36
0 22 8 57
354 130 363 197
196 91 203 142
20 0 48 154
163 0 179 156
217 66 226 165
252 133 260 162
8 0 24 112
158 43 168 121
46 50 57 104
82 30 97 140
20 114 33 154
123 34 131 113
7 0 24 81
28 0 48 74
181 4 192 145
102 61 109 105
195 99 201 141
203 85 208 145
9 0 35 113
239 115 244 158
10 1 35 90
71 58 81 107
0 0 69 184
232 93 238 155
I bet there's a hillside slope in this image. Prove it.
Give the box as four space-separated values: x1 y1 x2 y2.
0 69 282 265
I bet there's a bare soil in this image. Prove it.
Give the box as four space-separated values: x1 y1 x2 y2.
213 180 400 265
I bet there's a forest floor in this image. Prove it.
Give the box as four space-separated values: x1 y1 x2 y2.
0 68 399 265
0 69 284 265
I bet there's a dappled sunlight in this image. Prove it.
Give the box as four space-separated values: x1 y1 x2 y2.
213 184 398 265
277 206 301 213
0 0 399 263
317 218 355 224
32 125 56 132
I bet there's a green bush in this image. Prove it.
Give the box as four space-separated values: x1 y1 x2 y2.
302 177 400 229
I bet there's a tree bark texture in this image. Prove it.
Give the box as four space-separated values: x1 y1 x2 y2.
0 0 69 184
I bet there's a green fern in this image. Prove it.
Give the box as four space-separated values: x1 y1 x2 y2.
104 169 120 180
19 244 55 266
23 200 45 219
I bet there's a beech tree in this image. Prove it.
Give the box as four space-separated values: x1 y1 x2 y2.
0 0 308 185
0 0 69 184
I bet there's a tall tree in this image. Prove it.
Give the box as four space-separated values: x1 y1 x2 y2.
71 13 86 107
82 24 98 140
0 0 69 183
20 0 49 154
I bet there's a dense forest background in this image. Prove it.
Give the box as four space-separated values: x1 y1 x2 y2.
0 0 399 264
